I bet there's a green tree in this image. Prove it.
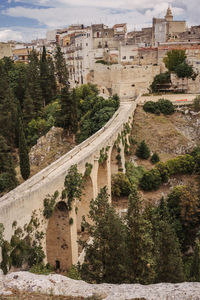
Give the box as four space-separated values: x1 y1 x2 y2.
0 135 18 194
111 172 131 198
40 47 57 105
155 198 185 283
18 113 30 180
0 87 17 147
190 238 200 281
80 187 127 283
54 46 68 87
175 61 194 79
163 49 186 73
126 186 155 284
139 168 162 191
136 140 150 159
9 63 27 107
151 152 160 164
56 85 71 129
27 50 43 115
23 89 35 125
150 72 171 93
167 185 200 248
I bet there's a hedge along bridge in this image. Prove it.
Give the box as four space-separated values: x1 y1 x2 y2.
0 95 141 272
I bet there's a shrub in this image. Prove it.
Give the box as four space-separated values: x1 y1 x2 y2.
157 99 175 115
150 72 171 93
143 101 159 114
125 162 145 186
66 265 81 280
30 263 53 275
136 140 150 159
151 152 160 164
166 155 195 175
111 173 132 198
143 99 174 115
139 169 162 191
156 162 170 183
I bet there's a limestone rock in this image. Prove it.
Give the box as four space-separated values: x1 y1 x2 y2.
1 271 200 300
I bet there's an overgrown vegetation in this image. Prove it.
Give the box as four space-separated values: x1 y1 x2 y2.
139 154 195 191
143 99 175 115
0 213 45 274
150 72 171 93
43 191 59 219
79 186 199 284
0 46 119 194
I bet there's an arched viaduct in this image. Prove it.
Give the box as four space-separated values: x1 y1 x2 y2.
0 96 141 271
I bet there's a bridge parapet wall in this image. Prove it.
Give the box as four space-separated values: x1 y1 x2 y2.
0 95 141 266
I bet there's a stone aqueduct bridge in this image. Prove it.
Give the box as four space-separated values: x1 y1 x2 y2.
0 96 141 271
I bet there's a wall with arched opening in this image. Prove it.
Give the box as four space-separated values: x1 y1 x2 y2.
46 201 72 272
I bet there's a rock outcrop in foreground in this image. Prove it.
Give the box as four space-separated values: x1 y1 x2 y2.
0 271 200 300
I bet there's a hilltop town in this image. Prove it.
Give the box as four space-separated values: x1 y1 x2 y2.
1 7 200 97
0 6 200 300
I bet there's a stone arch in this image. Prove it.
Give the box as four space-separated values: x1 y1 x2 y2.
46 201 72 272
76 176 93 233
111 145 120 175
97 161 108 193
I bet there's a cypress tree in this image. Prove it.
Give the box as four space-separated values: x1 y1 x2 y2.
151 152 160 164
54 46 68 88
47 56 57 99
56 86 71 130
80 187 127 283
155 198 185 283
27 50 43 114
0 87 17 147
126 186 155 284
0 135 18 194
136 140 150 159
18 113 30 180
23 89 35 125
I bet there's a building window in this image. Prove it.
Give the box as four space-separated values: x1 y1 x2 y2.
86 43 88 46
122 56 126 60
97 31 100 38
130 56 134 59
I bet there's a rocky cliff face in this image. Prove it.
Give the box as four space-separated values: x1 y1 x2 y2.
0 271 200 300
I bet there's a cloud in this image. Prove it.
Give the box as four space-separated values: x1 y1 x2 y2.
0 29 22 41
1 0 200 41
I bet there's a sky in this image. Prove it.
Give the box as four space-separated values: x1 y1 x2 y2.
0 0 199 42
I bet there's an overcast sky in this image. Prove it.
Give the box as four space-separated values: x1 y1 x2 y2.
0 0 199 42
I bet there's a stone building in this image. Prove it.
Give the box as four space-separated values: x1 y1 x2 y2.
153 7 186 46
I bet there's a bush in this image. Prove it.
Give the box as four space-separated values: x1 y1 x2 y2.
30 263 53 275
139 154 196 191
136 140 150 159
111 173 132 198
151 152 160 164
157 99 175 115
125 162 145 186
143 99 174 115
156 162 170 183
150 72 171 93
66 265 81 280
166 155 195 175
139 169 162 191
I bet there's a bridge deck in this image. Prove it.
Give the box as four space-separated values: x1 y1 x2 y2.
0 101 135 208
